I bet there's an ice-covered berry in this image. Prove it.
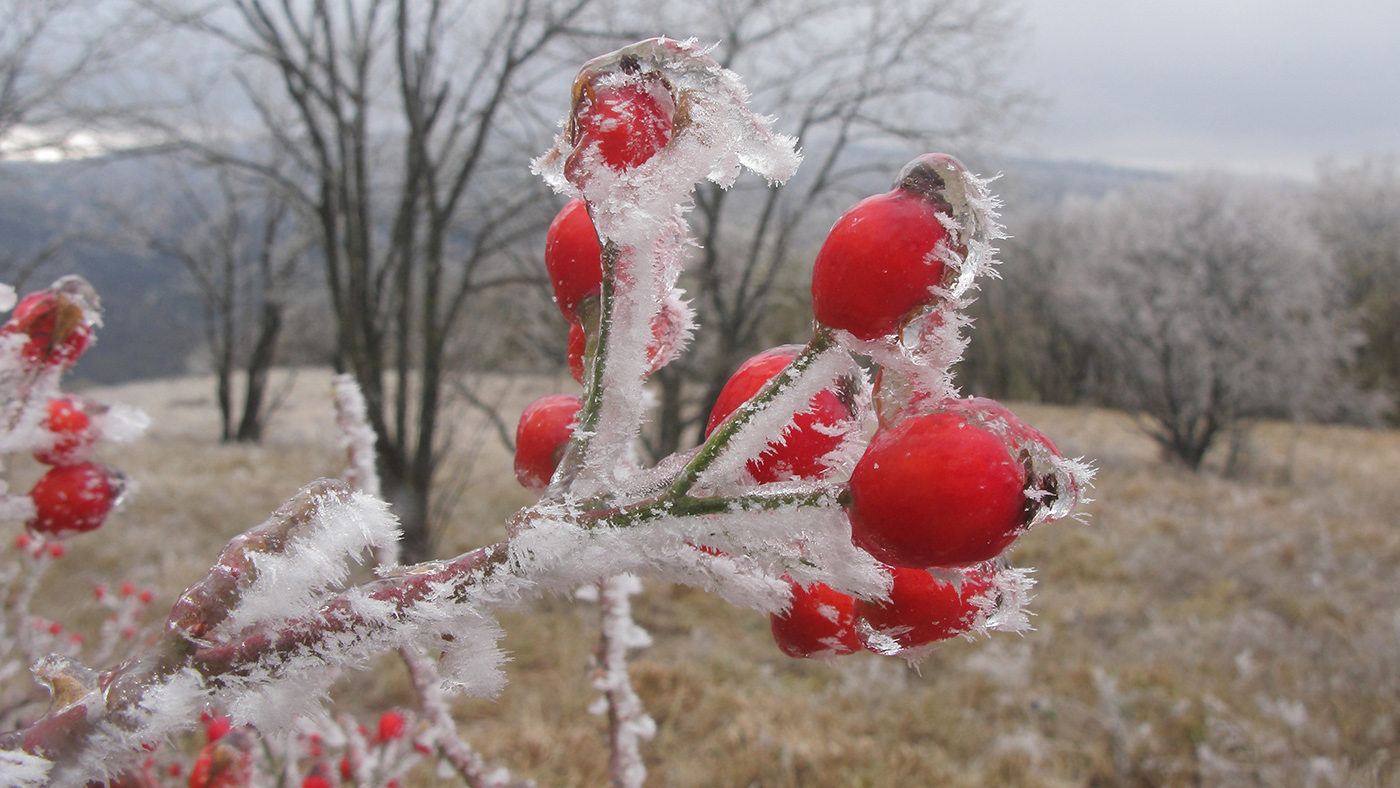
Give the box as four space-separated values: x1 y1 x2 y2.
706 345 853 482
848 402 1038 568
34 395 97 466
770 580 860 659
514 394 583 493
565 75 675 185
810 154 971 341
26 461 124 537
854 565 991 653
546 199 603 324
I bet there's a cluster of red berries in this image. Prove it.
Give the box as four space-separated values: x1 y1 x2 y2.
516 47 1083 661
185 710 412 788
762 156 1071 658
2 279 126 539
709 350 1064 658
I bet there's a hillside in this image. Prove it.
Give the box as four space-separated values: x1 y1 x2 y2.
8 371 1395 787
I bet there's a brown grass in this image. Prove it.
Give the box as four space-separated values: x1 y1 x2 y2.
9 373 1399 787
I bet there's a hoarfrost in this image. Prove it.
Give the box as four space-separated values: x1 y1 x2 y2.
218 491 399 638
333 373 382 501
96 403 151 445
973 565 1037 636
0 749 51 788
533 37 801 496
694 344 864 493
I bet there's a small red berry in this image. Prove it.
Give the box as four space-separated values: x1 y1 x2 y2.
15 532 30 549
35 396 97 465
338 758 352 781
2 284 96 367
138 589 153 604
94 584 108 600
188 740 250 788
855 565 992 653
26 462 124 537
203 715 233 743
301 771 332 788
46 542 65 558
565 76 675 184
770 580 861 659
811 154 971 341
514 394 582 493
848 403 1043 569
120 581 135 597
546 199 603 324
706 346 853 482
375 710 407 742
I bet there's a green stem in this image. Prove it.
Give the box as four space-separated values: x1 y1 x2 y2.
575 486 837 530
547 239 619 499
667 325 838 498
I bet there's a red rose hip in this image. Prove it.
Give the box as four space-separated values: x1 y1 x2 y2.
770 580 861 659
545 199 603 324
810 154 972 341
3 284 96 367
34 395 97 466
705 345 853 482
566 76 675 183
848 404 1033 568
855 564 992 653
514 394 583 493
26 461 124 537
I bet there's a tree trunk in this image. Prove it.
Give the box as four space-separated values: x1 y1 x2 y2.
235 300 283 442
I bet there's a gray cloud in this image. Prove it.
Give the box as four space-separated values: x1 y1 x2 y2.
1010 0 1400 177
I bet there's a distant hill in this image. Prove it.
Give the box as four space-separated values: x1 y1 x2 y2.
0 158 205 385
982 154 1174 204
0 153 1175 384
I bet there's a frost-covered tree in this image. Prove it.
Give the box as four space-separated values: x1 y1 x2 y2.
140 0 601 559
1055 176 1363 469
1314 155 1400 423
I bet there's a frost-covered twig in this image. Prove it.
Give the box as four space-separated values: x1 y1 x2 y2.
401 647 536 788
588 575 654 788
333 373 382 502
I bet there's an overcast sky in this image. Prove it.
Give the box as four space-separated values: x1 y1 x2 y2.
1008 0 1400 179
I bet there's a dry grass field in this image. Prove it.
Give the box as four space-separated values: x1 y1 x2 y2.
10 370 1399 787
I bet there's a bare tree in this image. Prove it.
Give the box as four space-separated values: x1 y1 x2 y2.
115 159 306 442
618 0 1031 456
960 201 1102 404
1 0 151 283
143 0 597 558
1314 155 1400 424
1055 176 1364 470
0 0 156 156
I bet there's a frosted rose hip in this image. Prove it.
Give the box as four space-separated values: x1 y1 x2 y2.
705 345 853 482
811 153 972 341
514 394 583 493
855 565 992 652
848 408 1030 568
26 461 124 537
770 580 860 659
545 199 603 323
